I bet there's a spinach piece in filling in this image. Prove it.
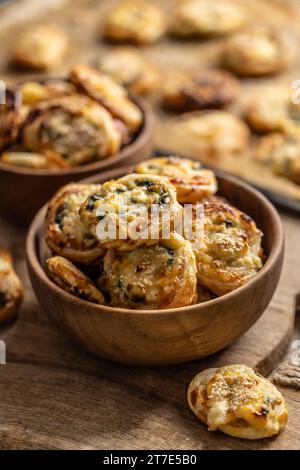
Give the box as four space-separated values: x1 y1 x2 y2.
55 203 67 229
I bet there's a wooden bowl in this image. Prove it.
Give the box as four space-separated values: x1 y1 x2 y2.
0 96 154 225
26 166 284 366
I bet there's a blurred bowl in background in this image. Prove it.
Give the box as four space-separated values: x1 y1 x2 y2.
0 95 154 225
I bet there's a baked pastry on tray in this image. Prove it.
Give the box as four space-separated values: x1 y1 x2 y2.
254 132 300 184
97 48 159 95
169 0 246 38
11 24 68 71
103 1 166 44
162 69 240 113
222 29 291 77
187 364 288 439
167 111 250 160
245 87 300 134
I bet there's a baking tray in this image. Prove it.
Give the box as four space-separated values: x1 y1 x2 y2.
1 0 300 214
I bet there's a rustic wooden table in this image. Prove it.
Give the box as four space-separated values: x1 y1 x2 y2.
0 0 300 450
0 211 299 450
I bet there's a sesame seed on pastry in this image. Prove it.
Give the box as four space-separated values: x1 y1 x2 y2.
187 364 288 439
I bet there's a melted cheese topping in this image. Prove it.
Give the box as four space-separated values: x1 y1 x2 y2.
80 174 182 251
135 156 217 203
103 233 197 309
45 183 105 263
187 364 288 440
193 197 263 295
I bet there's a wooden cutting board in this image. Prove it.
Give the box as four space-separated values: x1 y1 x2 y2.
0 210 299 450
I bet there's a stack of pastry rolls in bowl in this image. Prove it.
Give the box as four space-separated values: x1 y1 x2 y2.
26 156 284 365
0 64 154 224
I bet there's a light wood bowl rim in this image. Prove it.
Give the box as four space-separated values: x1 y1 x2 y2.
0 95 153 176
26 165 284 316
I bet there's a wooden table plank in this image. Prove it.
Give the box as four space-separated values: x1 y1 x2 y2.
0 208 299 450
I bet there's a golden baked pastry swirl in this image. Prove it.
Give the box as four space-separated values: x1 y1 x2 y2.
187 364 288 439
102 233 197 309
45 183 105 264
193 197 263 295
103 1 166 44
134 156 217 203
21 94 121 167
80 173 182 251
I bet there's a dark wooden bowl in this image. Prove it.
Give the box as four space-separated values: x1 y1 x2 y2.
0 96 154 225
26 166 284 366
